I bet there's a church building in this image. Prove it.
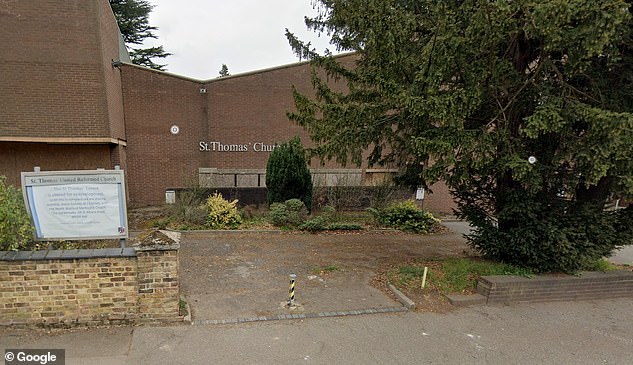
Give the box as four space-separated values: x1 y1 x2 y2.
0 0 455 213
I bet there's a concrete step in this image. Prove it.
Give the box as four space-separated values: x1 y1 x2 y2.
444 293 487 307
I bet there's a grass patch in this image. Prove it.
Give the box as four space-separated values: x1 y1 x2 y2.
389 258 533 295
313 264 340 274
586 259 620 272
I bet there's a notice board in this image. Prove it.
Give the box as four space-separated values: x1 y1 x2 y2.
21 170 128 241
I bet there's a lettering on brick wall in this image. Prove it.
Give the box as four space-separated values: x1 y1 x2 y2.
198 141 278 152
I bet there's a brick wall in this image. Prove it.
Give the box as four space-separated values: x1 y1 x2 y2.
0 245 180 327
424 181 458 216
120 61 325 205
96 0 127 142
0 143 114 187
477 271 633 304
136 248 180 322
120 66 207 206
0 0 123 140
0 0 126 187
203 63 317 170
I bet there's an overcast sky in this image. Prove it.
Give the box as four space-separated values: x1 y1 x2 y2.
141 0 336 80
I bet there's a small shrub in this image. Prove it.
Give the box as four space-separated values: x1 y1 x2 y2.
170 181 209 227
270 199 308 227
269 202 290 227
321 205 337 221
371 200 438 233
313 185 366 211
179 299 189 317
205 192 242 229
151 217 171 230
169 203 207 229
188 206 209 227
300 216 328 232
285 198 308 225
269 199 308 228
368 180 401 209
0 176 34 251
366 207 382 225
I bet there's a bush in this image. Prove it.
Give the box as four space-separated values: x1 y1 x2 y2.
151 217 171 230
320 205 337 223
169 180 209 228
299 216 362 232
205 192 242 229
269 199 308 227
464 192 633 273
0 176 34 250
285 198 308 225
266 137 313 211
299 216 328 232
269 202 289 227
369 200 438 233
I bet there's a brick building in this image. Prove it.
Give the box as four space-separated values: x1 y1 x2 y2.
0 0 456 213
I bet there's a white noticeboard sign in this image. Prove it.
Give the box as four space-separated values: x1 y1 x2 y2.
21 170 128 241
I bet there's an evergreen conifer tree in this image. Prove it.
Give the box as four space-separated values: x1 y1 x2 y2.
286 0 633 272
266 137 313 211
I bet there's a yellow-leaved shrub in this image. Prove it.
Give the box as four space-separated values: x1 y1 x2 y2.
205 192 242 229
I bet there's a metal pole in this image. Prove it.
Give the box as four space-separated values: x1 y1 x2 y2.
421 267 428 289
287 273 296 307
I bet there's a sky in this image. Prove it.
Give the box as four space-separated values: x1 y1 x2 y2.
140 0 336 80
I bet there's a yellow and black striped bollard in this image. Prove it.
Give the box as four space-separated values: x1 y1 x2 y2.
288 273 297 307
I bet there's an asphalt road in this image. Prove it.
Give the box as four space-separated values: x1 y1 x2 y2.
2 298 632 364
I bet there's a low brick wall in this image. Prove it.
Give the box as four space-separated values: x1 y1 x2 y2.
477 271 633 304
0 241 180 327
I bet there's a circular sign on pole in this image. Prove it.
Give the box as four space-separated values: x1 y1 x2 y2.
170 125 180 135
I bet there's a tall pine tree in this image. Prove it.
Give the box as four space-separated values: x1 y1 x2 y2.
109 0 171 70
286 0 633 272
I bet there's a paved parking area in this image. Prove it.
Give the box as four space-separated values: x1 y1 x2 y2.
179 230 470 320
